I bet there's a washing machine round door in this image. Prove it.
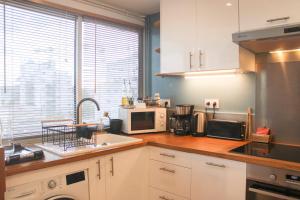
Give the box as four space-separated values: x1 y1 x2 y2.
46 195 77 200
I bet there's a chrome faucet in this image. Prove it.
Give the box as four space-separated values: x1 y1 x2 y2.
76 98 100 124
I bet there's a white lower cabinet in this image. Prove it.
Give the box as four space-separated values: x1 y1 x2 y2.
89 147 148 200
90 146 246 200
149 187 189 200
105 148 148 200
149 160 191 199
191 154 246 200
89 158 106 200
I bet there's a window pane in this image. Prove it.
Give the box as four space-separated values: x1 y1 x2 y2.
82 19 141 121
0 1 76 138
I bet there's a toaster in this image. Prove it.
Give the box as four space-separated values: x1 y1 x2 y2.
206 119 245 140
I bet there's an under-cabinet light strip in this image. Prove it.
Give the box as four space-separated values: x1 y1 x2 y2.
184 69 239 77
269 49 300 54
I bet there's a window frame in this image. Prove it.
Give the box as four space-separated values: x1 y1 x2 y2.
0 1 145 139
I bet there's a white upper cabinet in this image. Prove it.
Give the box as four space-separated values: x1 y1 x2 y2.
196 0 239 70
239 0 300 31
160 0 255 73
160 0 197 73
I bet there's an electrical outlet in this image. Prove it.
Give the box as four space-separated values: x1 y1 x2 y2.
204 99 220 109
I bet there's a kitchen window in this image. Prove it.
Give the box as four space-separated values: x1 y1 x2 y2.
81 18 143 121
0 0 143 138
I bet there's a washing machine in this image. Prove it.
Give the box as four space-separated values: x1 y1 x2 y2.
5 169 89 200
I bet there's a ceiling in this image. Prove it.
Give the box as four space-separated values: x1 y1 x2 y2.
96 0 160 16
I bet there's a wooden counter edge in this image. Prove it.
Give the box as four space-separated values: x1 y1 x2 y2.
6 137 300 177
147 141 300 172
5 141 146 177
0 147 5 200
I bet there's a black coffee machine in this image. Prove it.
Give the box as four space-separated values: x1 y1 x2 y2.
171 105 194 136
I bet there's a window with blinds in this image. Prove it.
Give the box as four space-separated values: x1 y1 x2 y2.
0 0 143 139
0 1 76 138
81 18 143 121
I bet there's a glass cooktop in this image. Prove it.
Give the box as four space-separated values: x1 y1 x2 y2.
230 142 300 163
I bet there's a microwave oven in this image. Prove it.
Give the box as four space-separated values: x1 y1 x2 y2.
119 107 167 134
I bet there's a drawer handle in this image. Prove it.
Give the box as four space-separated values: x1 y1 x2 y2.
159 195 174 200
110 157 114 176
189 51 194 69
206 162 226 168
266 16 290 23
159 153 175 158
199 49 203 67
159 167 176 174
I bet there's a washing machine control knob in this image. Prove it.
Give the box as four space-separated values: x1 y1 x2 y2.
48 180 57 189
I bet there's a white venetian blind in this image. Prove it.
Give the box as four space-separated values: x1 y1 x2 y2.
0 0 76 138
82 18 142 121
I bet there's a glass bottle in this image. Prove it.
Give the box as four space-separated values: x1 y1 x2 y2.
127 80 134 106
121 79 128 106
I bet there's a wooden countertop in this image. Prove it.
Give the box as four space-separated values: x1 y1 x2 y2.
5 133 300 177
5 141 146 177
134 133 300 172
0 147 5 200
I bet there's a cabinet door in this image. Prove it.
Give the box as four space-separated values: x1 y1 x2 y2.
191 155 246 200
89 158 106 200
106 148 148 200
149 187 189 200
149 160 191 198
240 0 300 31
196 0 239 70
160 0 197 73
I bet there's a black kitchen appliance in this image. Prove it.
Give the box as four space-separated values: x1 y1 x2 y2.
246 164 300 200
108 119 122 133
173 105 194 136
231 143 300 199
174 115 192 136
230 142 300 163
206 119 245 140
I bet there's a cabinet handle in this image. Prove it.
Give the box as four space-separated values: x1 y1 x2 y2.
189 51 193 69
159 167 176 174
96 160 101 180
159 195 174 200
159 153 175 158
266 16 290 23
199 50 203 67
206 162 226 168
110 157 114 176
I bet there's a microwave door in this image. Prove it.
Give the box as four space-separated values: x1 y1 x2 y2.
131 112 155 131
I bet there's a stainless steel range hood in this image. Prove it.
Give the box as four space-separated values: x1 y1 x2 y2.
232 23 300 53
